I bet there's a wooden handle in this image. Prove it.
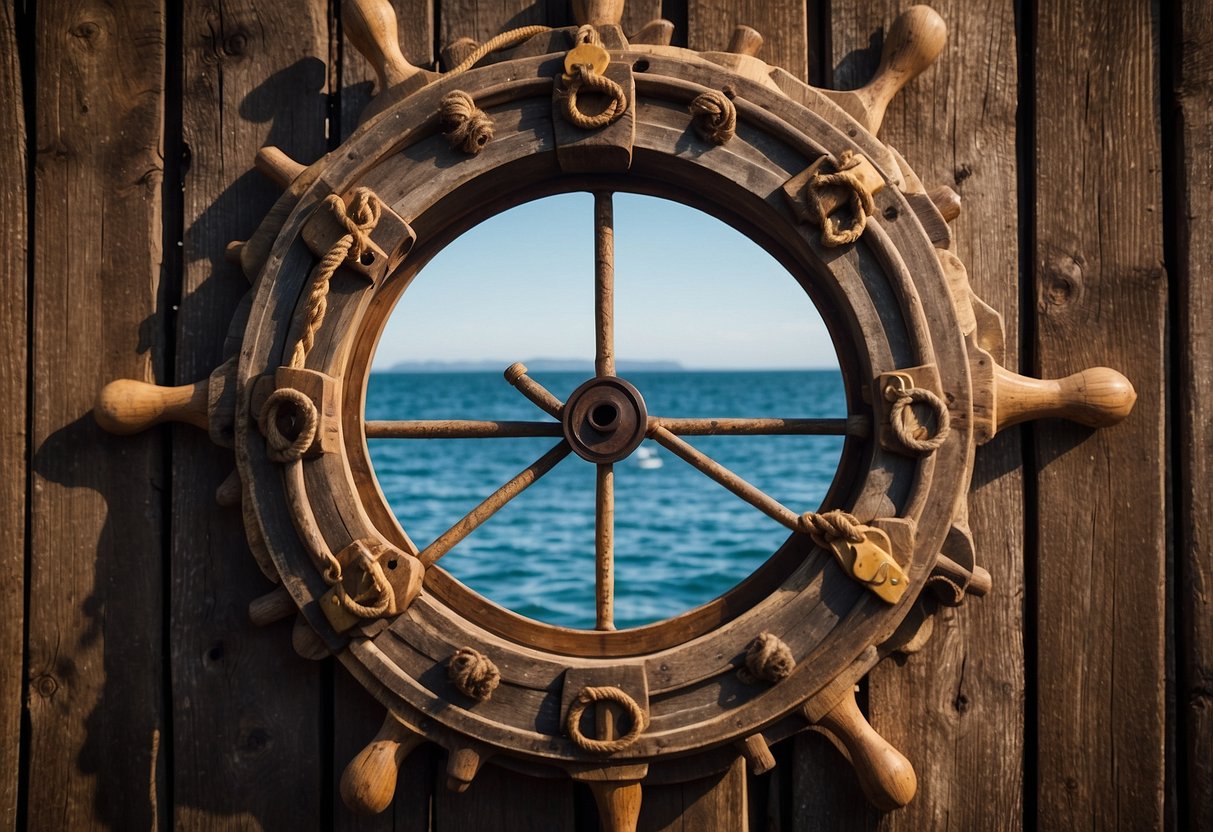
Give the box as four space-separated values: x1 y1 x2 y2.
727 25 764 56
586 781 643 832
994 364 1136 431
94 379 209 435
572 0 625 26
629 19 674 46
340 714 424 814
815 690 916 811
254 146 305 189
855 5 946 134
343 0 422 91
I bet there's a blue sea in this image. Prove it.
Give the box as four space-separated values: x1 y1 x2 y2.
366 370 845 629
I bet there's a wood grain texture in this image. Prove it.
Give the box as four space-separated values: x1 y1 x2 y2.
639 757 747 831
1033 0 1167 828
1173 0 1213 827
432 761 576 830
341 0 435 136
820 2 1026 829
0 2 25 826
687 0 807 81
174 1 330 827
27 1 168 828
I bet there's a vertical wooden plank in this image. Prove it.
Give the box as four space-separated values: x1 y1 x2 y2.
433 763 575 830
28 2 168 829
0 1 25 827
1172 0 1213 828
639 759 748 832
1033 0 1166 828
687 0 807 82
173 2 330 827
817 3 1026 829
340 0 435 134
438 0 558 48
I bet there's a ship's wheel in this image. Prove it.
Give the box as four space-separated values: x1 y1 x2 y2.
94 1 1136 828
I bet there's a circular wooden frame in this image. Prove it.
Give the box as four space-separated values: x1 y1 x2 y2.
234 47 973 770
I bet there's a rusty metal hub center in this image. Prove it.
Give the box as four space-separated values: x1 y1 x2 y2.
562 376 648 463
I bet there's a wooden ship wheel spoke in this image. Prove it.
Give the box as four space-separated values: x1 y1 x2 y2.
91 0 1139 828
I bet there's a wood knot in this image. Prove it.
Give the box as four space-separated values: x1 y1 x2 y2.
738 632 795 684
447 647 500 702
439 91 495 155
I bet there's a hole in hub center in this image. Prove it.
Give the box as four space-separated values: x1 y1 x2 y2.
588 402 620 432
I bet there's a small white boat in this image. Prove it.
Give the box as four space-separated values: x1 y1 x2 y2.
636 445 663 470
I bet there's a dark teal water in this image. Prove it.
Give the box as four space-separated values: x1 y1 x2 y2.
366 371 845 629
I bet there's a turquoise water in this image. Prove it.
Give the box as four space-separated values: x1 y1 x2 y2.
366 370 846 629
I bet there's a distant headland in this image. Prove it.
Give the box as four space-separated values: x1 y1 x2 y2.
378 358 687 373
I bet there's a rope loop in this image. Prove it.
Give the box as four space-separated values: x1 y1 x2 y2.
288 187 382 368
799 508 866 548
885 379 952 453
335 545 394 618
439 90 495 154
559 65 628 129
447 647 501 702
804 149 877 247
258 387 318 463
566 686 647 753
689 87 737 145
738 632 796 684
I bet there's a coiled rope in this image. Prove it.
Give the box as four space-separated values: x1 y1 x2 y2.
886 380 951 453
438 90 495 154
558 25 628 129
689 87 737 145
447 647 501 702
259 387 318 463
738 632 795 684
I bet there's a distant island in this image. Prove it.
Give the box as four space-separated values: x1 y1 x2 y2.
378 358 687 373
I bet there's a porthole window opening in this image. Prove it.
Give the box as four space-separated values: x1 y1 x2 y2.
365 193 847 629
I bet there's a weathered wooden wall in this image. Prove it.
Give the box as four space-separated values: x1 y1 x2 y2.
3 0 1207 829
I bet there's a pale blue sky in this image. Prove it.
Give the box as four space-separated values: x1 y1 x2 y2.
372 193 839 370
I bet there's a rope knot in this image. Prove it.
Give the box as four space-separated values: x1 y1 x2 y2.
738 632 795 685
804 149 877 247
448 646 501 702
799 509 865 548
289 188 382 368
334 543 394 618
439 90 495 155
575 24 603 46
689 88 737 145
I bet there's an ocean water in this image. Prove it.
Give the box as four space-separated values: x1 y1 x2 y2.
366 370 845 629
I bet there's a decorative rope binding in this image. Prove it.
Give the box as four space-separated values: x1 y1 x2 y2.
258 387 318 463
566 685 648 753
439 90 494 154
804 149 877 247
558 25 628 130
738 632 795 684
288 188 382 370
885 378 951 453
689 87 737 145
448 647 501 702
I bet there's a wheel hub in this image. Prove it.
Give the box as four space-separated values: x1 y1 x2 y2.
562 376 648 463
